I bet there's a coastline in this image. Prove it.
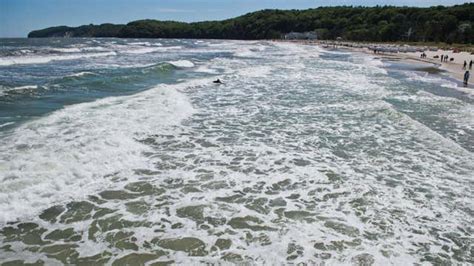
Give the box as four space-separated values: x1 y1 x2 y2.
277 40 474 91
346 46 474 91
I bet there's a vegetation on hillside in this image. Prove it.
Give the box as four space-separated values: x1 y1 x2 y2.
28 3 474 44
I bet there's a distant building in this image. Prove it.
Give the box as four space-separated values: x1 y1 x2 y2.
284 31 318 40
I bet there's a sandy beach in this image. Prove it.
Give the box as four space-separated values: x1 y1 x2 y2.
404 50 472 80
314 41 474 88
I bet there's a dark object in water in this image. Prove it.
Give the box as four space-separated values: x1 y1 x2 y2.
450 58 454 62
213 79 223 84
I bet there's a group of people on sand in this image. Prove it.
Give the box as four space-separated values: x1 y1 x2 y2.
440 55 451 62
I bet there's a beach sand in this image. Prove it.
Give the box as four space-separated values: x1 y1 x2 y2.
290 40 474 91
404 50 473 81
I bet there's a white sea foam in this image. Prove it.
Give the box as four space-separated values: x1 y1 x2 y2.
0 51 116 66
81 46 110 52
194 65 219 74
128 42 152 46
0 85 39 96
234 47 258 58
0 40 472 265
51 47 82 53
441 82 474 97
9 85 38 90
0 81 196 223
116 45 182 55
404 71 474 98
168 60 195 68
0 122 14 128
66 71 96 78
120 47 163 54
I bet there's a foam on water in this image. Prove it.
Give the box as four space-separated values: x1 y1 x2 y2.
168 60 195 68
0 82 195 223
0 85 40 96
0 122 15 128
0 40 473 265
65 71 96 78
0 51 116 66
119 47 164 54
50 47 83 53
402 70 474 99
116 45 182 54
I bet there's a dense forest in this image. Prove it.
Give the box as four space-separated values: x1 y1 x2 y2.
28 3 474 44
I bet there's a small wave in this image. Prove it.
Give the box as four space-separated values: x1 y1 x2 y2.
404 71 471 97
128 42 152 46
50 47 82 53
234 48 257 58
144 63 176 72
81 47 110 52
66 71 96 78
168 60 195 68
0 80 197 223
441 83 474 98
121 47 163 54
0 85 38 93
194 65 219 74
11 85 38 90
0 51 116 66
0 122 15 128
115 45 181 55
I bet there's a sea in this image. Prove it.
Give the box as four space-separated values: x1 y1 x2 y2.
0 38 473 265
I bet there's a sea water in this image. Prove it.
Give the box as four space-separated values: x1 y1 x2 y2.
0 38 473 264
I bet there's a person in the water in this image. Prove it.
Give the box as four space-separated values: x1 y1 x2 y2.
464 71 470 86
213 79 222 84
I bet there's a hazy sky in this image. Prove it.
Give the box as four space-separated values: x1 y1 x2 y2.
0 0 472 37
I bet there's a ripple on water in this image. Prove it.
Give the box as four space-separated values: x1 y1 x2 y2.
1 41 473 265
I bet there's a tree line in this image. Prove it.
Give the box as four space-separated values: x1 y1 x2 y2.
28 3 474 44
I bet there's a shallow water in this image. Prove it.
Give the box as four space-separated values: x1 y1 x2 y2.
0 38 473 265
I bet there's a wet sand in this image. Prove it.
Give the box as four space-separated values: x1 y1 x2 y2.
281 40 474 90
340 45 472 88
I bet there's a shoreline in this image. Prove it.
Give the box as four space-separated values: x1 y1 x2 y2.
340 46 474 90
334 42 474 90
277 40 474 91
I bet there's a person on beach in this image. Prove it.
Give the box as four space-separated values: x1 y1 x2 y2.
463 61 467 70
470 60 473 70
464 71 470 86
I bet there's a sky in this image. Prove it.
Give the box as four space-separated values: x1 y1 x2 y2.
0 0 472 37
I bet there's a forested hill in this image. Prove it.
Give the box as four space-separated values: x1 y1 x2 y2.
28 3 474 43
